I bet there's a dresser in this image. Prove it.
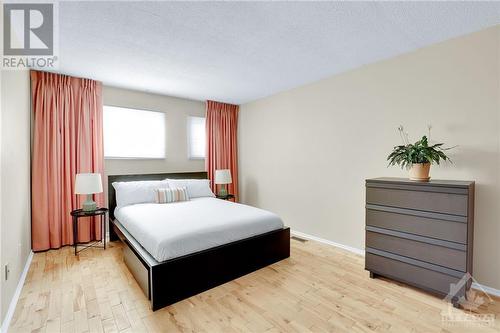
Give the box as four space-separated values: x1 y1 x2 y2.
365 177 474 306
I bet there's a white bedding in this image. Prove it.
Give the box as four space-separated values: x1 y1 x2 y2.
114 197 284 262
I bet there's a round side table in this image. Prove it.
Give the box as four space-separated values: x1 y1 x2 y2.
70 208 108 255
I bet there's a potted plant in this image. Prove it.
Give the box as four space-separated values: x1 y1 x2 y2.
387 126 453 181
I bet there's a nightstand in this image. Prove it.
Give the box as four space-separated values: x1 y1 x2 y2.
70 207 108 255
216 194 235 201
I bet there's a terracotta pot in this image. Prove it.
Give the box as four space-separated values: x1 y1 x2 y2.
409 163 431 181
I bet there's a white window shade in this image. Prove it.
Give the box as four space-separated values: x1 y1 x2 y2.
188 116 206 159
104 106 166 159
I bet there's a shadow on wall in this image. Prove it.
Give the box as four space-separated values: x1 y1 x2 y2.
445 145 500 286
472 181 500 281
242 177 259 205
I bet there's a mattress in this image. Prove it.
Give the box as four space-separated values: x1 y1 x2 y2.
114 197 284 262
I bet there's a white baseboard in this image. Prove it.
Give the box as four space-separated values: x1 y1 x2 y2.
290 229 500 297
472 282 500 297
291 229 365 256
0 251 33 333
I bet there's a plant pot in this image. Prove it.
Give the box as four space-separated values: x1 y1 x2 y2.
409 163 431 181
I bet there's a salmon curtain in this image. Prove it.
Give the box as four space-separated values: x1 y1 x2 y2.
205 101 239 201
31 70 104 251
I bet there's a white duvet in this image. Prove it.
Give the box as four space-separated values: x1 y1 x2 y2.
114 197 284 262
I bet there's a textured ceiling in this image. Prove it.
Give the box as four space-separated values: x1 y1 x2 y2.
56 1 500 104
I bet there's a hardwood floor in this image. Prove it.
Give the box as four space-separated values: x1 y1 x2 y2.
8 238 500 333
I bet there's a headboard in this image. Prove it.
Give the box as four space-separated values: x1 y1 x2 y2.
108 171 208 220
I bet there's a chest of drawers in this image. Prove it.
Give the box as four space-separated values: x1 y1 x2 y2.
365 178 474 306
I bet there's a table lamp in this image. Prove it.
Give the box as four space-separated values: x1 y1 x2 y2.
215 169 232 197
75 173 103 211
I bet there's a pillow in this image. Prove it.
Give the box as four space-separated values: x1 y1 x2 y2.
165 179 215 198
154 187 190 204
112 180 169 208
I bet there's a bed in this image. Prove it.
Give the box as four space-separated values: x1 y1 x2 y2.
108 172 290 311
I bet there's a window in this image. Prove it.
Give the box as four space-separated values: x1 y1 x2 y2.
103 106 166 159
188 116 206 159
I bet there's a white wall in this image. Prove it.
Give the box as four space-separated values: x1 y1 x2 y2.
239 26 500 289
103 86 206 177
0 70 32 324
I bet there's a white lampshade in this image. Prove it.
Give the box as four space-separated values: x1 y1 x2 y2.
215 169 232 184
75 173 103 194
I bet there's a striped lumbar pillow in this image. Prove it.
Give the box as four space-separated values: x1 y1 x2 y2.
154 187 190 203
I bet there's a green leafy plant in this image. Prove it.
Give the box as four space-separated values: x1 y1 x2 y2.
387 125 453 169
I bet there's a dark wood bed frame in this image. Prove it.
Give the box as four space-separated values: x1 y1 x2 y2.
108 172 290 311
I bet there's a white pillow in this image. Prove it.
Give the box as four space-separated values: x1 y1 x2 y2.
166 179 215 198
112 180 169 208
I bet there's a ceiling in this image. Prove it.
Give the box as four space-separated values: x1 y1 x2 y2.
56 1 500 104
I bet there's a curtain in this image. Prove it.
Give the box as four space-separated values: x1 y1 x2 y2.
205 100 239 201
31 70 104 251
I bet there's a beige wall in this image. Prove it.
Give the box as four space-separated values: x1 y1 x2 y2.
239 26 500 289
0 70 32 323
103 86 206 177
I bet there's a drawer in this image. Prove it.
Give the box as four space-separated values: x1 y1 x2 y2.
123 244 150 298
365 253 464 297
366 208 467 244
366 187 468 216
366 231 466 271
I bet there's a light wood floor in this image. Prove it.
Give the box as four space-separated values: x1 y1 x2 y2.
8 238 500 333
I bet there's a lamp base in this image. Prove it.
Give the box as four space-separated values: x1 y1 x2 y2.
218 185 228 197
82 194 97 212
